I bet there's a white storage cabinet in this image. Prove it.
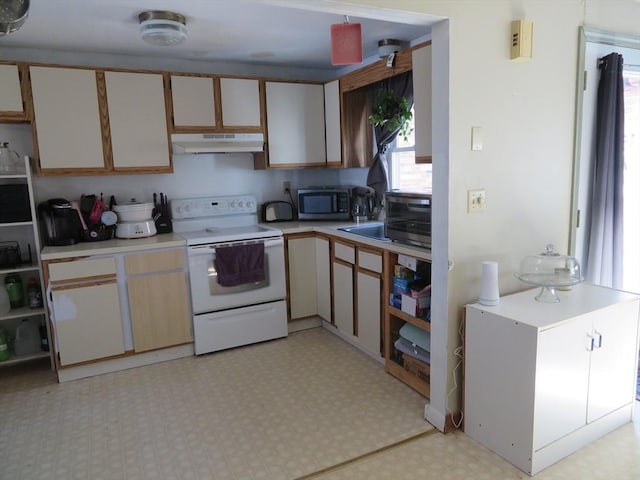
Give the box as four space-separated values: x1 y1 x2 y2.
465 283 640 475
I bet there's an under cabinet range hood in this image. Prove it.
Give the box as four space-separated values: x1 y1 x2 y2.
171 133 264 154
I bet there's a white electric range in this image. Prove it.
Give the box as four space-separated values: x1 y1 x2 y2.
171 195 287 355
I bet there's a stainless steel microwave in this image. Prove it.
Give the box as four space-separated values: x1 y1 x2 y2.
297 186 352 221
384 191 432 248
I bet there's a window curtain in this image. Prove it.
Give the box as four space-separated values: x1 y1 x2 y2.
586 52 624 288
366 71 414 207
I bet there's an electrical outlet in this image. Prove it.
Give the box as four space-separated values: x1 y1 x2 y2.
468 189 486 213
283 181 291 193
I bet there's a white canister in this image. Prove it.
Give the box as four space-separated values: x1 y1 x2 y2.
479 261 500 306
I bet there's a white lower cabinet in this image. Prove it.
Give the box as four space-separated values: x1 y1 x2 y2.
465 283 640 475
333 261 354 336
315 237 331 321
287 236 319 320
356 270 381 356
48 257 125 366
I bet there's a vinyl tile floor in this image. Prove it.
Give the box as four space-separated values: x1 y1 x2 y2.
1 327 639 480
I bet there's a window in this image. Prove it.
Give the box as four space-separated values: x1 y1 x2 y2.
387 106 432 192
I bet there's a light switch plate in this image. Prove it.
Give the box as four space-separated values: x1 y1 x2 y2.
468 189 486 213
471 127 483 151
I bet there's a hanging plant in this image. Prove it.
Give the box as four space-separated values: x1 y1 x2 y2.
368 88 413 140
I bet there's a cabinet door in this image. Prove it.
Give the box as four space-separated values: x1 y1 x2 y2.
127 271 192 352
220 78 261 127
587 300 640 422
333 261 354 335
356 270 381 355
0 64 25 117
52 282 124 365
105 71 171 170
287 236 318 320
171 75 216 127
533 317 591 450
324 80 341 164
315 237 331 322
30 66 106 171
412 45 432 163
265 82 326 166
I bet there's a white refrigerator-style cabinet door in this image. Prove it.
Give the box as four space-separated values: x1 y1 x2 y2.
52 282 125 366
356 270 381 356
171 75 216 127
587 300 640 422
287 236 318 320
29 66 106 171
104 71 171 170
220 78 261 127
0 64 24 113
533 317 591 451
265 81 326 166
315 237 331 322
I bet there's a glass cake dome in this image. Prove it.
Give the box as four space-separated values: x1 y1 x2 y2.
515 244 582 302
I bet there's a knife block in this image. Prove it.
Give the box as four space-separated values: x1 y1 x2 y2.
155 215 173 234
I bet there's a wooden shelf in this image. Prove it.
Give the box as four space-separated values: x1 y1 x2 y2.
0 306 46 322
386 305 430 331
0 350 50 367
385 359 430 398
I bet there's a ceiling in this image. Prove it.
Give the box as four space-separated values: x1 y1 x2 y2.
0 0 439 71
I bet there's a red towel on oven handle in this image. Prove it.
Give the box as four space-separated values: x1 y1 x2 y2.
214 243 266 287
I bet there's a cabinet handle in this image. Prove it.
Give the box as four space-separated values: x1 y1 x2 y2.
586 333 594 351
594 330 603 349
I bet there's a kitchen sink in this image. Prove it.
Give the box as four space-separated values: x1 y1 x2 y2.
337 223 391 242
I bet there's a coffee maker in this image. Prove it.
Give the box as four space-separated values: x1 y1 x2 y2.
351 186 376 221
38 198 84 246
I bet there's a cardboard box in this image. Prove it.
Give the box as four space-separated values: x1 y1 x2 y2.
397 254 418 271
393 277 412 294
394 264 415 279
401 293 431 318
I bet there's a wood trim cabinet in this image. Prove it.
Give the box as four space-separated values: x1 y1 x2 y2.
465 283 640 475
324 80 342 165
412 44 432 164
29 66 171 175
383 251 431 397
124 248 192 352
170 74 262 132
0 63 28 122
285 233 331 323
264 81 326 167
47 257 125 367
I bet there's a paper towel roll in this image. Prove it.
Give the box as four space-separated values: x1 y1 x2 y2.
479 261 500 306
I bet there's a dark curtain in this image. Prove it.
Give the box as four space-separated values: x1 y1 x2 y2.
586 52 624 288
366 71 414 207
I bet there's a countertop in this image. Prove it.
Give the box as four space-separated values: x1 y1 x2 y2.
40 221 431 262
265 220 432 261
40 233 187 261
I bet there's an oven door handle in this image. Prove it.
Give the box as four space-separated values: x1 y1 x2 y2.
188 237 284 256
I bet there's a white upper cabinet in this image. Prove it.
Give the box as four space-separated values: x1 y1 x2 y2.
104 71 171 170
324 80 341 164
220 78 261 127
265 81 326 166
171 75 216 127
171 75 261 130
412 44 432 163
0 64 24 115
30 66 106 171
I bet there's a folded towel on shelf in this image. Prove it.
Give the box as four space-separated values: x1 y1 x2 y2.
394 337 431 364
399 322 431 352
214 243 265 287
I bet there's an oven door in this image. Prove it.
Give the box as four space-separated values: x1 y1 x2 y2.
188 236 286 314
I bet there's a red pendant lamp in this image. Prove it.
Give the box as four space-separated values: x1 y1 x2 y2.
331 16 362 66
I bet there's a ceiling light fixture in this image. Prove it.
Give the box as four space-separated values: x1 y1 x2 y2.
138 10 187 47
378 39 402 67
330 16 362 66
